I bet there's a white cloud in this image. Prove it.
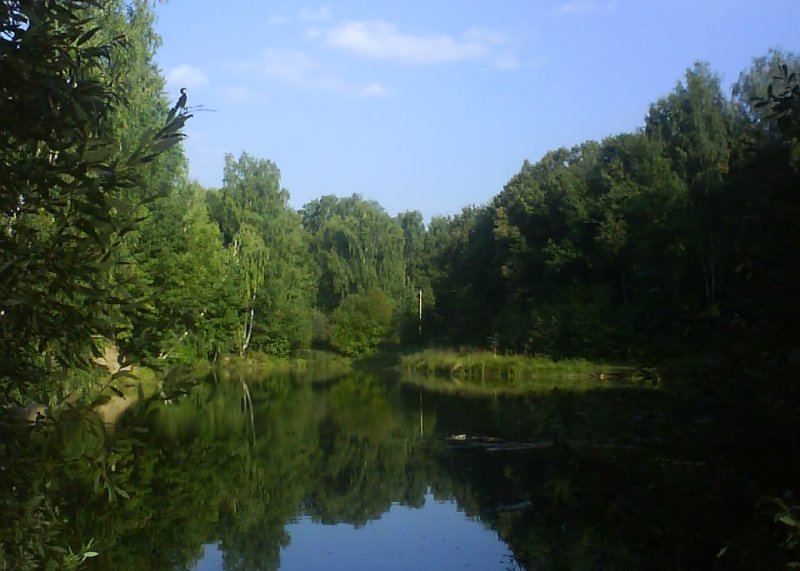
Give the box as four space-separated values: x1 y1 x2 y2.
323 20 494 65
551 0 618 16
241 49 389 98
166 64 209 90
267 7 329 25
298 6 331 21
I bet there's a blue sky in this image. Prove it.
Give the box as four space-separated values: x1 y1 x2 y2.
153 0 799 221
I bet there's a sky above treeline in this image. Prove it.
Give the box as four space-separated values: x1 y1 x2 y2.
153 0 800 221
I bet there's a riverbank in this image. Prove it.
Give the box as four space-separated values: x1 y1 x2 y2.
396 348 659 395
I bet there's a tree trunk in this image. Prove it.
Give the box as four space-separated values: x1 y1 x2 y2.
241 293 255 356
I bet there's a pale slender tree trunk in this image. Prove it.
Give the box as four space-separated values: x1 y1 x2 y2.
242 380 256 444
241 293 255 356
159 331 188 360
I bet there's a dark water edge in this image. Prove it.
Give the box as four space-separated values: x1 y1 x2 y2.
2 368 799 570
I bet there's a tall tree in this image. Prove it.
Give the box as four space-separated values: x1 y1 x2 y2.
732 49 800 142
0 0 190 401
646 62 731 308
132 183 237 363
302 194 406 312
212 153 316 356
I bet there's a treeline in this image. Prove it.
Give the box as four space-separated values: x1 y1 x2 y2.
2 1 799 404
129 53 800 369
423 57 800 364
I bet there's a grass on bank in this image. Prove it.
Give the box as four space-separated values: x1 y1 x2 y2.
211 349 352 384
399 348 659 394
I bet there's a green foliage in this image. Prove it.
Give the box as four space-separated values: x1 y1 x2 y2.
0 2 192 564
766 497 800 563
525 285 634 359
0 0 190 402
423 206 496 346
328 289 394 357
749 59 800 143
212 153 317 357
302 194 407 312
733 50 800 137
418 54 800 368
131 183 238 364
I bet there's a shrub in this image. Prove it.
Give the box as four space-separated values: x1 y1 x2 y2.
328 289 394 357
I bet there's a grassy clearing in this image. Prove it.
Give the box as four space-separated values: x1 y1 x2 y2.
213 350 352 384
399 348 658 394
293 349 352 372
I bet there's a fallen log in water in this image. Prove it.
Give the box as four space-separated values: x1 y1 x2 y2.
445 434 554 451
445 434 668 452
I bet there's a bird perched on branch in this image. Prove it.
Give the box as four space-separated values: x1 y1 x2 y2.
166 87 189 124
172 87 187 114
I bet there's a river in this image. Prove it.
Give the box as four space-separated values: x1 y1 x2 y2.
32 368 800 569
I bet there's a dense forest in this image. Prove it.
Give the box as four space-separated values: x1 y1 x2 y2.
6 1 800 401
3 1 799 402
2 1 800 568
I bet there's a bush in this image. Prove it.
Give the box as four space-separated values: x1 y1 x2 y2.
328 289 394 357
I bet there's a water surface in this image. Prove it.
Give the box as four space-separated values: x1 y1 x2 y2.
49 369 799 570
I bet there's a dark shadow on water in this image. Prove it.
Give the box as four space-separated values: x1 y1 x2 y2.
404 381 800 569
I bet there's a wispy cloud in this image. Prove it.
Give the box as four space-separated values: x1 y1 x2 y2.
322 20 503 65
268 6 330 25
360 82 392 97
166 64 209 90
239 49 389 98
298 6 331 21
551 0 618 16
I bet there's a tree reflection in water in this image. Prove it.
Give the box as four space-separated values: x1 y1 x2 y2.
5 370 798 570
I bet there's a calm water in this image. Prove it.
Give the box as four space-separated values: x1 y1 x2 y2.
49 369 800 570
196 492 519 571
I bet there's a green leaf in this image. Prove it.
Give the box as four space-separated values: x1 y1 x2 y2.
85 145 112 164
104 195 131 213
77 26 100 46
71 99 88 122
778 514 799 528
149 134 183 155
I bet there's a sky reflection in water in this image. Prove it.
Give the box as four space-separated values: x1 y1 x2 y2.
193 491 518 571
